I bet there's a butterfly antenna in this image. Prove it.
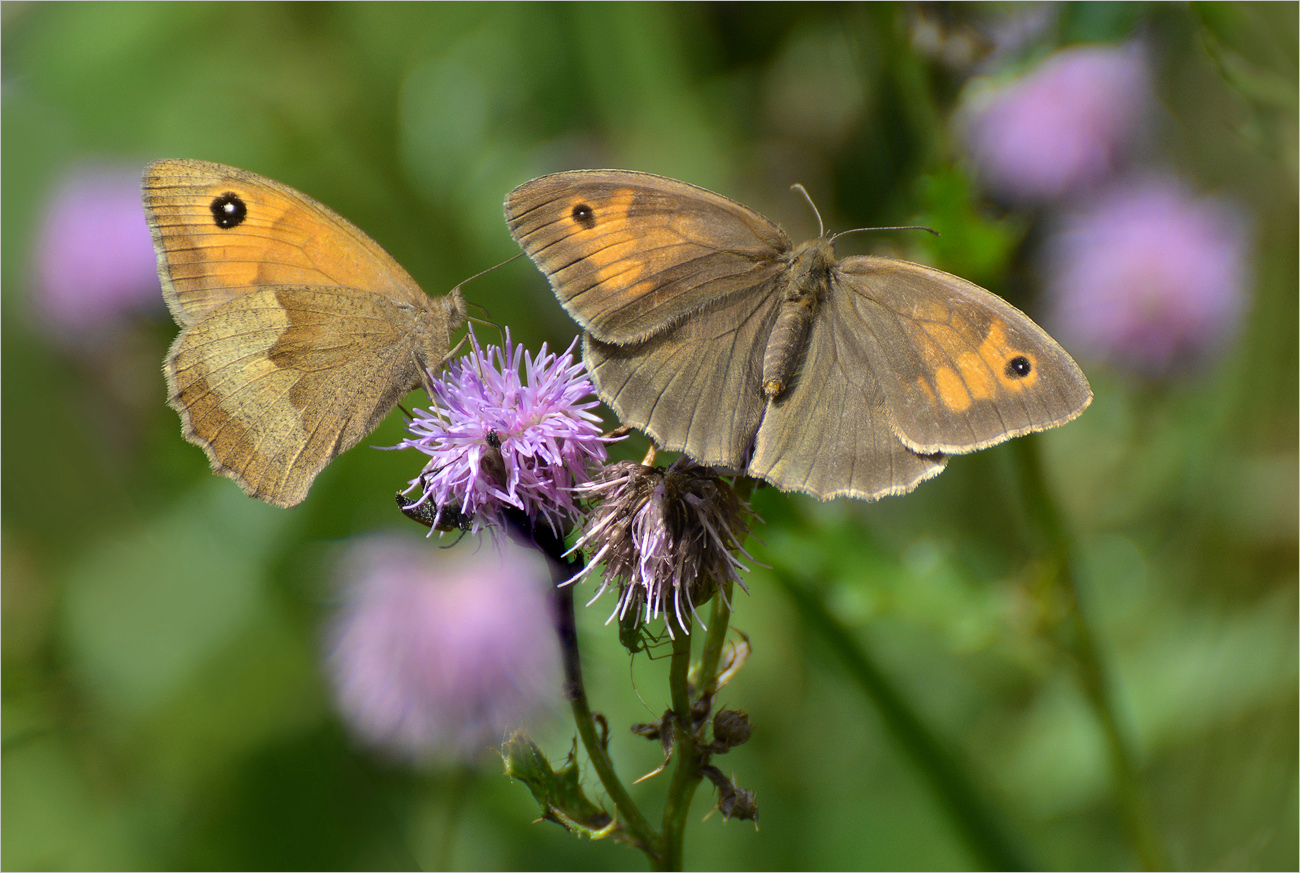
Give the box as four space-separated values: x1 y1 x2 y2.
790 183 825 238
830 224 940 243
448 251 524 295
447 253 519 345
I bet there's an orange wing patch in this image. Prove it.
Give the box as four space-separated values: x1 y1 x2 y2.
933 366 973 412
554 190 648 292
917 314 983 412
910 298 951 324
977 320 1040 391
155 189 325 293
914 375 937 403
918 316 1041 412
954 353 998 401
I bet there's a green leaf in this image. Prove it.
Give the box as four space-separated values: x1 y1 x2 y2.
502 732 622 842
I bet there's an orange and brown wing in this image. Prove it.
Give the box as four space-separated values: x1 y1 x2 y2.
505 169 791 345
837 257 1093 454
165 285 451 507
143 159 427 326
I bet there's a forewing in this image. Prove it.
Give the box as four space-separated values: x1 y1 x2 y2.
837 257 1093 454
506 170 790 344
144 159 427 326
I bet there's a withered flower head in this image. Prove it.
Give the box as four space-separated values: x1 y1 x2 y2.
702 765 759 824
709 707 753 753
568 456 756 636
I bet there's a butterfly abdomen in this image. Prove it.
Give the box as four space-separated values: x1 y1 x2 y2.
761 239 834 399
762 301 814 399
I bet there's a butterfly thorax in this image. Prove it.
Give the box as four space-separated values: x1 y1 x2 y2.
405 287 468 381
439 286 470 334
761 238 835 399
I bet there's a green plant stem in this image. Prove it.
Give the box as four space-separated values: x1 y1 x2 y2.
660 623 698 872
553 583 664 867
433 766 475 871
695 580 736 696
660 584 738 870
521 513 663 867
1013 437 1171 871
774 566 1032 870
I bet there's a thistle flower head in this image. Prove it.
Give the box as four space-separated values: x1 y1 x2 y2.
398 330 610 536
959 43 1149 204
325 534 562 765
1044 177 1251 375
34 165 163 342
569 457 757 637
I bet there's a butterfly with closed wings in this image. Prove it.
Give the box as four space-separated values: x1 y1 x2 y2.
144 159 467 507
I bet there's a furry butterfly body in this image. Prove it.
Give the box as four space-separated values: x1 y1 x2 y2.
506 169 1091 501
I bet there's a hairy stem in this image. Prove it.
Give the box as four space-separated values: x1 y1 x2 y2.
557 584 664 863
517 514 663 867
660 581 738 869
696 580 736 696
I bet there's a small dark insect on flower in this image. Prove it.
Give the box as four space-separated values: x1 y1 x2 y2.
396 330 610 536
568 457 757 636
396 491 474 532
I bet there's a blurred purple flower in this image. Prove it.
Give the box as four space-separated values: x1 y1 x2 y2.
327 534 562 764
1044 177 1251 374
34 165 161 340
398 330 610 536
960 43 1149 204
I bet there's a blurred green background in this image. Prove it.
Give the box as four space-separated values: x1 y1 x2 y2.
3 3 1296 870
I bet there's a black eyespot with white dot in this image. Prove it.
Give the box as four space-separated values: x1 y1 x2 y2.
571 202 596 230
210 192 247 229
1005 355 1032 379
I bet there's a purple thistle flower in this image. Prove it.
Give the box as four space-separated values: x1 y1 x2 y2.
326 534 563 764
398 330 610 536
33 165 163 342
568 457 757 638
1043 177 1251 375
959 43 1149 204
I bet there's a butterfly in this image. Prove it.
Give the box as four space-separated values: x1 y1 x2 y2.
144 159 466 507
505 169 1091 501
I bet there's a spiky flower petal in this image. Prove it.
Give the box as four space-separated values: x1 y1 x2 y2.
398 330 609 535
569 457 756 637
